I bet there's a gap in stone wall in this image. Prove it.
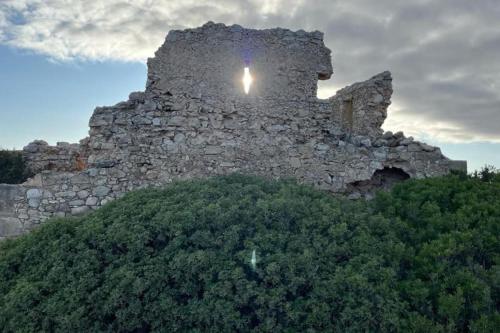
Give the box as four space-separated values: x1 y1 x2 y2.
347 167 410 197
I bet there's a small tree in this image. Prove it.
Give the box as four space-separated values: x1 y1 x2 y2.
0 150 31 184
472 165 499 183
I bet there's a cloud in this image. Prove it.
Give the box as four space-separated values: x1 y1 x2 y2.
1 0 499 142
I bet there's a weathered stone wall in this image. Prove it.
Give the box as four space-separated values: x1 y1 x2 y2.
147 22 333 100
6 169 132 235
0 184 24 240
23 139 88 174
328 72 392 138
0 22 466 239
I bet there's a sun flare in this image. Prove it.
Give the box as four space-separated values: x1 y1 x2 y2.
242 67 253 94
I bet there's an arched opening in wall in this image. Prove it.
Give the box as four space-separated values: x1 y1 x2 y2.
373 167 410 189
347 167 410 197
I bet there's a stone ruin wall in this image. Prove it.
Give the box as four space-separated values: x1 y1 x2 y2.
0 22 466 240
22 139 89 174
146 24 332 100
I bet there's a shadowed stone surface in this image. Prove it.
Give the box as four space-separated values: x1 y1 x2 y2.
0 185 24 240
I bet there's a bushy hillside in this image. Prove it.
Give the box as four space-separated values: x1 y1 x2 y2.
0 173 498 332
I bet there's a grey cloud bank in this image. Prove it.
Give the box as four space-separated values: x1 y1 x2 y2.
0 0 499 143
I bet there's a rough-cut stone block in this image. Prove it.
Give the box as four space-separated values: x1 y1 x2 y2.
26 188 43 200
71 206 90 215
86 197 99 206
70 174 90 184
93 186 110 197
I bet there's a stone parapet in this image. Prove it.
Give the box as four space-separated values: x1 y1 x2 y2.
23 139 88 174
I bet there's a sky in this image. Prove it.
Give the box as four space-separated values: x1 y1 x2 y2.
0 0 499 172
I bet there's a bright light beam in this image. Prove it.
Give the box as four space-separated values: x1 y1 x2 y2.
243 67 253 94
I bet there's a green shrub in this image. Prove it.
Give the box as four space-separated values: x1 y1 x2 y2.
0 174 498 332
0 150 31 184
472 165 500 183
373 173 500 332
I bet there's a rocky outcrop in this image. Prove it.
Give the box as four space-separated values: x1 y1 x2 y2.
1 22 466 239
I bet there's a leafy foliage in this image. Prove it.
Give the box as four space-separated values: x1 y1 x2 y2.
373 169 500 332
0 173 498 332
471 165 500 183
0 150 31 184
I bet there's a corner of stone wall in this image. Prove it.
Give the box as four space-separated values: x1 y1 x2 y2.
448 160 467 173
329 71 392 139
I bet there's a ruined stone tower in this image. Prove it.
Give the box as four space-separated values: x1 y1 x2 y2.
0 22 466 240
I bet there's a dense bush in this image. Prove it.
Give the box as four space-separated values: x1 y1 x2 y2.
0 173 498 332
373 170 500 332
0 150 31 184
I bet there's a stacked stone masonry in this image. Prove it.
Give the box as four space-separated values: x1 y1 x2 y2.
23 139 89 174
0 22 466 240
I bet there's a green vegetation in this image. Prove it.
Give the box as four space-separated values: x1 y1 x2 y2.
373 168 500 332
0 150 31 184
0 172 498 332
